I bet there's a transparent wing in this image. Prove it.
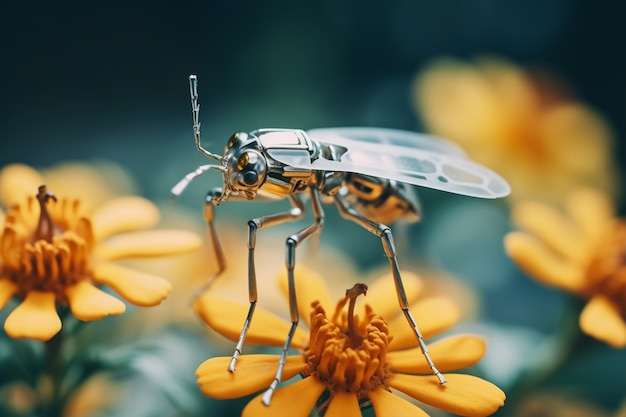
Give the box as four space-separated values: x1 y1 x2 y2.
266 127 510 199
309 127 468 158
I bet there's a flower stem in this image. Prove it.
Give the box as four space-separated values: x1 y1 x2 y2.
42 331 65 417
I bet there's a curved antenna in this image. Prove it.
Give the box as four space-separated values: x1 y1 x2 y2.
189 75 223 161
170 164 227 200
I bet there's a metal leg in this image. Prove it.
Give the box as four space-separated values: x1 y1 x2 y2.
187 189 228 300
262 187 325 406
334 193 446 385
228 193 306 373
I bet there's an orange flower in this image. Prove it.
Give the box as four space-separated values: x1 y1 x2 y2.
412 56 618 203
195 268 505 417
505 187 626 347
0 163 202 341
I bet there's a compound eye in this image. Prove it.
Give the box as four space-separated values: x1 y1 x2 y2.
228 132 248 148
236 151 261 186
227 133 239 148
237 152 250 170
242 171 258 185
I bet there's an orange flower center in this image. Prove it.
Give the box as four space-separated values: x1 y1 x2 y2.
586 220 626 315
303 283 392 405
0 186 94 300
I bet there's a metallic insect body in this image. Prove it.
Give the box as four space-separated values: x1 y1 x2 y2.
172 75 510 406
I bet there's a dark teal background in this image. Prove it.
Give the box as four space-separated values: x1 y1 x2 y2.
1 2 625 416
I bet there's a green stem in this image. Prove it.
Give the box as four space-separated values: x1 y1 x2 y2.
42 331 65 417
497 295 592 413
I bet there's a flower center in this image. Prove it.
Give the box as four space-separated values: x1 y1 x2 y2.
586 220 626 315
303 283 393 403
0 186 94 300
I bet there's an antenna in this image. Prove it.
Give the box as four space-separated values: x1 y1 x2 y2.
170 164 227 200
189 75 223 161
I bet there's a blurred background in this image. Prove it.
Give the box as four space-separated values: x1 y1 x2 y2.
1 1 624 416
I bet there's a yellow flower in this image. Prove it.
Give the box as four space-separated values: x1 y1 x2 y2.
195 268 505 417
412 56 618 204
0 163 202 341
505 187 626 348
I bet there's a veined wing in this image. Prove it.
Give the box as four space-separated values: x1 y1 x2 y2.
266 127 510 199
309 127 467 158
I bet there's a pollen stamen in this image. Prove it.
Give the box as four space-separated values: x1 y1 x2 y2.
304 283 393 400
34 185 57 243
1 186 94 299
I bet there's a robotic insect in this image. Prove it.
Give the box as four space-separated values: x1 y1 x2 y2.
171 75 510 406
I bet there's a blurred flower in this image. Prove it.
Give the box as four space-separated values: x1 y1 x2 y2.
505 187 626 348
515 393 613 417
0 163 202 341
195 267 505 417
412 56 618 203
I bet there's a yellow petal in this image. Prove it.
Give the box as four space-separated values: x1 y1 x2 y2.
388 334 486 374
387 297 460 351
41 161 138 210
4 291 61 341
277 266 332 328
65 281 126 321
0 164 44 207
504 232 587 292
357 271 422 320
512 201 586 261
565 188 615 243
95 229 202 260
91 196 160 241
194 295 309 349
579 295 626 348
0 279 18 309
325 391 361 417
92 262 172 306
369 387 431 417
242 376 326 417
196 354 307 399
389 373 505 417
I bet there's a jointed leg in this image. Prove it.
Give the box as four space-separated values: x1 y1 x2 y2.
334 194 446 384
262 187 325 406
229 194 306 372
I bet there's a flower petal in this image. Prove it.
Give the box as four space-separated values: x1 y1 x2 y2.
95 229 202 261
277 266 332 328
512 201 586 261
196 354 307 399
0 279 18 309
358 271 422 320
65 281 126 321
389 373 505 417
92 262 172 306
504 232 587 293
387 297 460 351
4 291 61 341
325 391 361 417
565 187 615 242
0 164 44 207
194 294 309 349
369 387 430 417
242 376 326 417
41 161 138 210
91 196 160 241
388 334 486 374
579 295 626 348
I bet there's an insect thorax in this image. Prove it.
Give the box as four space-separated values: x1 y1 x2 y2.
250 128 319 199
